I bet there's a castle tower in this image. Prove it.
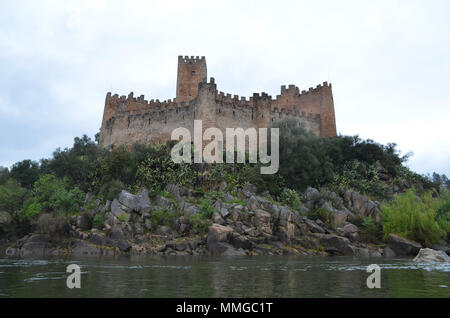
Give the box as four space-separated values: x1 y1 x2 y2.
176 56 207 103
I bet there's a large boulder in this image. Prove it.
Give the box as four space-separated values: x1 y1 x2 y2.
382 247 396 257
119 190 140 211
413 248 450 263
229 232 254 250
305 187 320 202
248 196 259 211
277 207 295 243
18 234 51 257
220 243 247 256
111 198 127 217
304 218 326 234
76 214 92 230
136 188 151 213
344 189 381 223
387 234 422 256
252 209 273 235
339 223 360 241
207 224 234 255
72 240 103 256
315 234 357 255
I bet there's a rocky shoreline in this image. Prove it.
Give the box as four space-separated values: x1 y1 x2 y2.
2 183 449 261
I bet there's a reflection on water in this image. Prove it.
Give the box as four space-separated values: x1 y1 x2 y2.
0 256 448 297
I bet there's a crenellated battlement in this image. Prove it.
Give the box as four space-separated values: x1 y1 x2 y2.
178 55 206 63
99 56 336 148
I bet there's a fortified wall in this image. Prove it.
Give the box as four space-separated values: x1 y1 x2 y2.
99 56 337 148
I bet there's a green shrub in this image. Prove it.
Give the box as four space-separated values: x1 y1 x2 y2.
149 208 179 228
191 213 210 234
32 174 84 214
435 191 450 236
330 160 388 199
381 189 447 246
0 179 28 214
17 174 84 221
279 188 302 210
198 198 215 218
93 214 105 229
309 207 333 229
360 216 382 242
20 200 43 221
98 179 125 201
118 213 127 223
136 143 197 195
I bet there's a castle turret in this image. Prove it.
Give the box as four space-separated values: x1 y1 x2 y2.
176 55 207 103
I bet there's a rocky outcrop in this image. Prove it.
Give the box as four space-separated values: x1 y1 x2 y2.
3 183 437 258
413 248 450 263
314 233 357 256
342 189 382 223
387 234 422 256
207 224 235 255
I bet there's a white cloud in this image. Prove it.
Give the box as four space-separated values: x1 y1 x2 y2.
66 5 81 30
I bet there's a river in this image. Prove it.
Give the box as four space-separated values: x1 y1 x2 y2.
0 256 448 297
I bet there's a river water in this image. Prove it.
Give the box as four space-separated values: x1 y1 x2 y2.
0 256 448 297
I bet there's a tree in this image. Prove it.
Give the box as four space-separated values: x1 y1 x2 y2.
0 166 9 186
9 160 40 189
0 179 28 214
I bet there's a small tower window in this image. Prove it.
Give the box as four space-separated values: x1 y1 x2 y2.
191 71 196 75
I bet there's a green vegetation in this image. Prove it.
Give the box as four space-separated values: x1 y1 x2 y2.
0 179 28 214
135 143 197 195
279 188 302 210
19 174 84 221
191 213 210 234
198 198 215 218
381 189 449 246
149 208 179 227
274 119 437 199
117 213 127 223
359 216 382 242
93 214 105 229
308 207 334 229
0 120 448 240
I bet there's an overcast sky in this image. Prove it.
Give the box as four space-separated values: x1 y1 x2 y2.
0 0 449 176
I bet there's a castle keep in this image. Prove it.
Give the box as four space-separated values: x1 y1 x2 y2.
99 56 337 148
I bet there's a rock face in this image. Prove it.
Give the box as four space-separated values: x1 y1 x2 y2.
343 189 381 223
3 182 436 258
76 214 92 230
413 248 450 263
207 224 234 255
315 234 357 255
382 247 396 257
387 234 422 256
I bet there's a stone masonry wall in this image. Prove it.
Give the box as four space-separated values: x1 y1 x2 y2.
98 56 336 149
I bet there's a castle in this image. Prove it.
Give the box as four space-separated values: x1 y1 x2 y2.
99 56 337 149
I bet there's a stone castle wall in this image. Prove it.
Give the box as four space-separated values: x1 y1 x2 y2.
99 56 336 149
